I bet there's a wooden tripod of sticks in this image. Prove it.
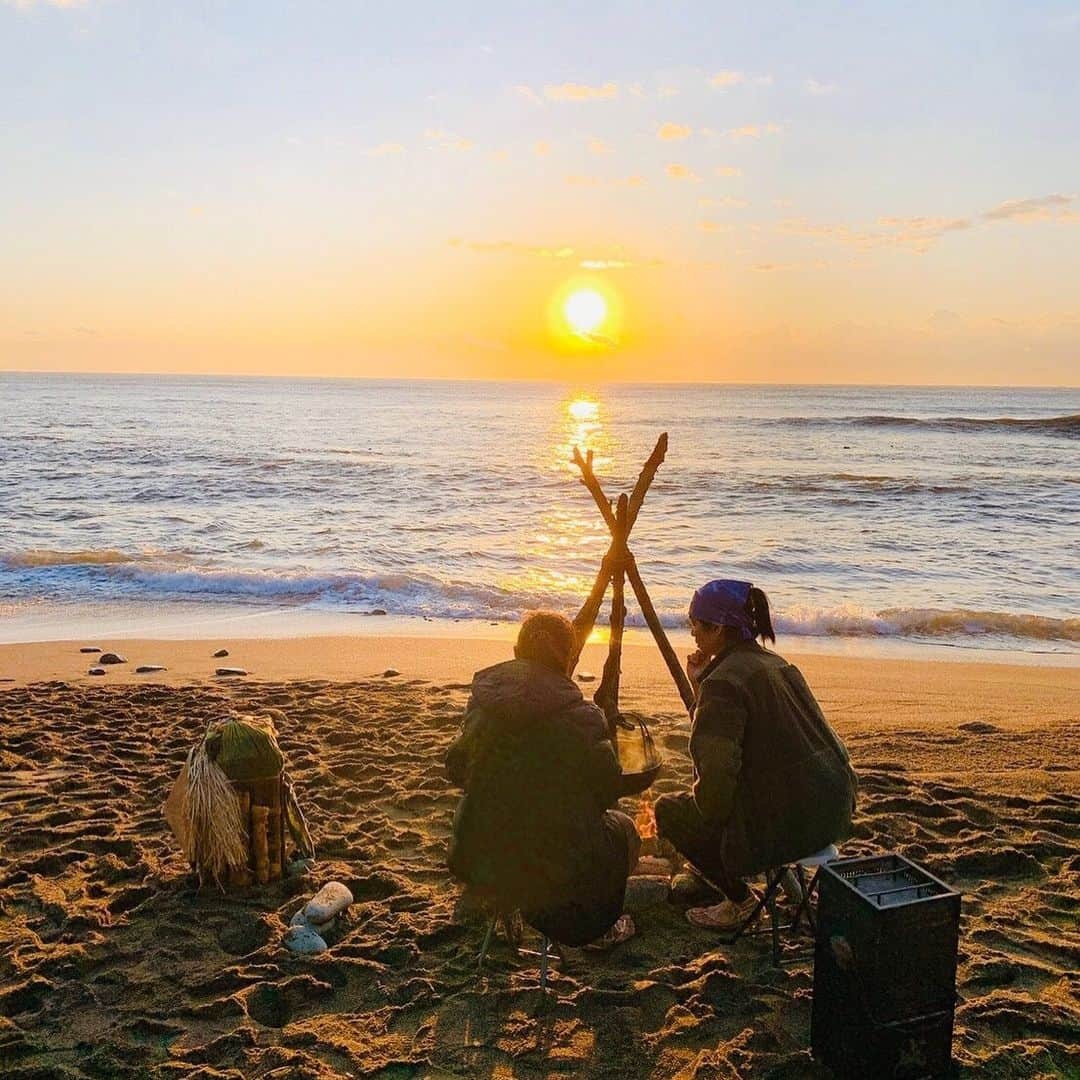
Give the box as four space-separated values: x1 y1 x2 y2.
569 433 696 740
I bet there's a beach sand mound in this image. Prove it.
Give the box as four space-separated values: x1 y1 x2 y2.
0 680 1077 1078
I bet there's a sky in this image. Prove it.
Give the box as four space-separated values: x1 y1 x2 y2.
2 1 1078 385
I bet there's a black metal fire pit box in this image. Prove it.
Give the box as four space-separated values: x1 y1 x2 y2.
811 852 961 1079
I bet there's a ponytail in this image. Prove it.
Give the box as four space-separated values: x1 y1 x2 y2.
746 587 776 644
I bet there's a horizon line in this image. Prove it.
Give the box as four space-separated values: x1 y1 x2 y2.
2 369 1077 392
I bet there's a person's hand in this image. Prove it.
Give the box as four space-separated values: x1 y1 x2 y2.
686 649 710 685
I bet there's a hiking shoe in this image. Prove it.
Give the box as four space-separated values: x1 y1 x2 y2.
670 869 720 905
686 892 761 931
585 913 636 950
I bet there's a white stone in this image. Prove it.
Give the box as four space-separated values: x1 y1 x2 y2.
303 881 353 924
289 909 335 934
624 875 670 912
284 925 327 955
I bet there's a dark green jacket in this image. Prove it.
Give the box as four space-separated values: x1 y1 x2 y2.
446 659 623 911
690 641 857 877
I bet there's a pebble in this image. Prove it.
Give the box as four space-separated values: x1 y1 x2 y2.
958 721 1001 734
287 857 315 878
635 856 673 877
216 667 248 677
98 652 127 665
303 881 353 924
283 925 327 955
80 646 102 654
624 875 670 912
88 667 107 677
213 648 229 658
368 609 387 616
382 669 400 678
136 665 167 674
576 672 596 682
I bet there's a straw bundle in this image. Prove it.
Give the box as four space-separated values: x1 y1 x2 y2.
183 744 249 887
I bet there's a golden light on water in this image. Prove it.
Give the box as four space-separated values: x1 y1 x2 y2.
568 398 599 422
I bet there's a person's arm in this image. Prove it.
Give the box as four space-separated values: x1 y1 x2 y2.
688 675 748 824
445 710 482 788
570 702 624 808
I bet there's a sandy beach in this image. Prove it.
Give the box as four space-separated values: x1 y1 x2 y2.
1 636 1077 1078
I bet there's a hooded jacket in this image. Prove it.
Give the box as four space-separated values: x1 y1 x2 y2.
690 641 857 877
446 659 624 912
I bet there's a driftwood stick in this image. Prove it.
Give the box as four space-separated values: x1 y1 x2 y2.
570 549 616 670
626 433 667 531
572 447 617 532
625 553 696 714
594 496 629 739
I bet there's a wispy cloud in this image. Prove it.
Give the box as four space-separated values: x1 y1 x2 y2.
728 122 783 139
709 71 772 88
588 137 614 155
781 214 971 253
366 143 405 156
665 163 701 182
448 237 664 268
512 84 544 106
544 81 618 102
3 0 87 7
701 195 749 208
658 122 692 141
981 193 1075 222
565 174 646 188
532 141 552 157
424 129 474 152
715 165 742 177
658 86 679 98
805 79 838 96
698 220 731 233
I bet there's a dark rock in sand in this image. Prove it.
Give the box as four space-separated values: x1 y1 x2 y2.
98 652 127 665
382 669 400 678
80 646 102 654
135 665 167 674
368 608 387 616
576 671 596 682
88 667 106 677
958 721 1002 734
216 667 248 677
213 648 229 658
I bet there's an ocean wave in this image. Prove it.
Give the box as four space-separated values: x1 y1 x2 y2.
779 414 1079 438
2 554 1075 643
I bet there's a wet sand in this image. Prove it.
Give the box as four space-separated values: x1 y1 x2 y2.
1 637 1077 1077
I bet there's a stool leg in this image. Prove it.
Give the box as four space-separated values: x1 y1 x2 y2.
539 936 549 992
478 914 497 971
804 869 820 935
767 872 782 966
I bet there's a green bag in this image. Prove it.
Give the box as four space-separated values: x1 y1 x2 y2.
204 716 284 782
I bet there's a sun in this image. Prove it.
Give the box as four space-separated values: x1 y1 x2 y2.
563 289 608 336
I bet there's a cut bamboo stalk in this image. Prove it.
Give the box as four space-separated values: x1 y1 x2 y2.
230 789 253 888
251 804 270 885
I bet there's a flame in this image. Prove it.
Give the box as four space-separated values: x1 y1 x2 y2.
635 796 657 840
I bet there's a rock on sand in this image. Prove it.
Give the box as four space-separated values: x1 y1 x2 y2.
88 667 106 677
98 652 127 665
216 668 248 677
213 649 229 658
283 925 327 955
303 881 353 924
80 646 102 654
624 875 670 912
136 665 167 674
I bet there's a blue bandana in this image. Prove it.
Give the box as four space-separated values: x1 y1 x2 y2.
689 579 755 640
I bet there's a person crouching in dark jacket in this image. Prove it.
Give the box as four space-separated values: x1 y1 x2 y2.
655 580 858 931
446 610 640 947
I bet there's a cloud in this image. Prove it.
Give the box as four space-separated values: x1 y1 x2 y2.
532 141 552 157
665 163 701 182
512 84 544 106
981 193 1075 222
658 86 679 98
698 220 731 233
781 214 971 253
715 165 742 177
488 149 510 163
805 79 838 96
565 174 646 187
658 122 692 141
544 81 618 102
449 236 663 268
588 137 614 155
709 71 772 88
366 142 405 156
424 129 474 152
729 125 760 139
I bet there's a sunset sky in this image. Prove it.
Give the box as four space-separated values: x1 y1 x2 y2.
2 1 1078 385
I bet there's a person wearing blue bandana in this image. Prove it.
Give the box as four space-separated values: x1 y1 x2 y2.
655 580 858 931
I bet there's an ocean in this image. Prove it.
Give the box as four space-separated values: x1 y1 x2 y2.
1 374 1076 657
